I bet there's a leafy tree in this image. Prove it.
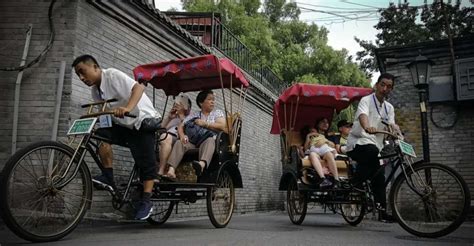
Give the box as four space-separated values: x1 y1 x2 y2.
355 1 474 74
182 0 370 88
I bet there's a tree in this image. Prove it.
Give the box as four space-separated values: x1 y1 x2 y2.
182 0 370 88
355 1 474 74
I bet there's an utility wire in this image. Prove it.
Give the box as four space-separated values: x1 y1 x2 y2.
296 2 377 11
0 0 56 71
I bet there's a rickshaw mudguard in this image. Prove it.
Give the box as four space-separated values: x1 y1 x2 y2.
205 160 243 188
279 169 298 191
219 160 243 188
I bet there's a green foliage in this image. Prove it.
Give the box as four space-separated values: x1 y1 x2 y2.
355 1 474 73
182 0 370 88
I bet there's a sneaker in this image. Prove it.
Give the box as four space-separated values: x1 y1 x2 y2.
135 200 153 220
92 174 115 190
319 178 333 189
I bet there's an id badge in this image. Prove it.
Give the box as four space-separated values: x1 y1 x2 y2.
98 115 112 128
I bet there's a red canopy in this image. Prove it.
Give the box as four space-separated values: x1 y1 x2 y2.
270 83 373 134
133 54 249 96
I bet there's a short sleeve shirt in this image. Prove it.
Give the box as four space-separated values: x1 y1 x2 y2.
184 109 225 124
91 68 159 130
347 93 395 151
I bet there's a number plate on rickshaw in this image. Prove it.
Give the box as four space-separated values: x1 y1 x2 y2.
67 118 97 135
399 140 416 157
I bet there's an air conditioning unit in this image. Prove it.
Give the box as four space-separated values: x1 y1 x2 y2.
455 57 474 101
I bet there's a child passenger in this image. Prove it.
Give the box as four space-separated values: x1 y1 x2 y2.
301 126 340 188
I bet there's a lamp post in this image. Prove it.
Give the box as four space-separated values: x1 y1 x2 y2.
407 55 433 162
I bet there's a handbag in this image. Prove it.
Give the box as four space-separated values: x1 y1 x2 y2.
184 114 216 146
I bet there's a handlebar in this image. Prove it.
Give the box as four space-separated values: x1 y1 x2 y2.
80 111 137 119
373 130 399 139
81 99 118 108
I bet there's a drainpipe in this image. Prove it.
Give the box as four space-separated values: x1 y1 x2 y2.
51 61 66 141
12 24 32 154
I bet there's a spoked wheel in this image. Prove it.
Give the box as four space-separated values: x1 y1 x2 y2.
0 141 92 242
207 170 235 228
390 162 470 238
340 191 366 226
286 178 307 225
147 200 175 225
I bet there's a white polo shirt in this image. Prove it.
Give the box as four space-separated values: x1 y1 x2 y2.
91 68 158 130
347 93 395 151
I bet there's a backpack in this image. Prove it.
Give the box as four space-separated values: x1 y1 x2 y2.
184 116 216 147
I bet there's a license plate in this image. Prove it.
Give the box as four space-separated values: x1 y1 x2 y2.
67 118 97 135
399 140 416 157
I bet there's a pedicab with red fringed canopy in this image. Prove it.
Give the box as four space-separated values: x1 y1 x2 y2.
272 83 470 238
0 54 249 243
133 54 249 228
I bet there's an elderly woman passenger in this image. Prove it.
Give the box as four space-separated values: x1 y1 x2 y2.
157 94 192 177
165 90 226 180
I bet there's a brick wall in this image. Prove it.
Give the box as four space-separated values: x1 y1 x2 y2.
0 0 77 164
386 57 474 202
0 0 284 220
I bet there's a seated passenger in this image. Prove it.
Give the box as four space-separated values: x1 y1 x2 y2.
330 119 352 154
157 94 192 177
300 125 339 188
165 90 226 180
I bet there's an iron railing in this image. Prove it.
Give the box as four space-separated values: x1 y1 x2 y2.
166 12 288 95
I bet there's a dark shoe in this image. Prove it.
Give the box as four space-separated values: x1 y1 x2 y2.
92 174 115 190
192 161 204 177
379 211 395 223
319 178 333 189
135 200 153 220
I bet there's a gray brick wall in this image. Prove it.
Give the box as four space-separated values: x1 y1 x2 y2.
386 57 474 202
0 0 284 220
0 0 77 163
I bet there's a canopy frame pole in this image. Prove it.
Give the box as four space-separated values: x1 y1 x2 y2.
291 96 300 131
161 95 169 120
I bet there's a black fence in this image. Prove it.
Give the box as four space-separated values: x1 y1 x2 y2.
167 12 288 95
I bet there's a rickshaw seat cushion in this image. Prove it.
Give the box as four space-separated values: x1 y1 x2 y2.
284 130 303 147
301 157 348 177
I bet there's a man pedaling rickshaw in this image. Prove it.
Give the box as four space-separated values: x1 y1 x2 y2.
346 73 399 223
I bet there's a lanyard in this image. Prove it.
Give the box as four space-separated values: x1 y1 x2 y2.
97 87 104 100
372 94 389 122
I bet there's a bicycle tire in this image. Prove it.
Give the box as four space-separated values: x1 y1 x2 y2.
286 178 307 225
0 141 92 242
147 201 174 225
207 170 235 228
340 191 366 226
390 162 470 238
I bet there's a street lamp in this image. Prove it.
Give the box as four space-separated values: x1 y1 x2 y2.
407 54 433 162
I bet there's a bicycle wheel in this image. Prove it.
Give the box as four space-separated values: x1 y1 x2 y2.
0 141 92 242
390 162 470 238
147 200 174 225
340 191 366 226
286 178 307 225
207 170 235 228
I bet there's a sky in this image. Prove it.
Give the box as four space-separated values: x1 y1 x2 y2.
154 0 473 82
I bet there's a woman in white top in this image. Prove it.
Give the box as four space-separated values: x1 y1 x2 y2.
165 90 226 180
157 94 191 177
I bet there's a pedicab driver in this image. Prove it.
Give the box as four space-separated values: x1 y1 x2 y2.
346 73 397 223
72 54 160 220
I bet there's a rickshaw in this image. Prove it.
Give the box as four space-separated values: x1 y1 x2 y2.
0 54 248 242
273 83 470 238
